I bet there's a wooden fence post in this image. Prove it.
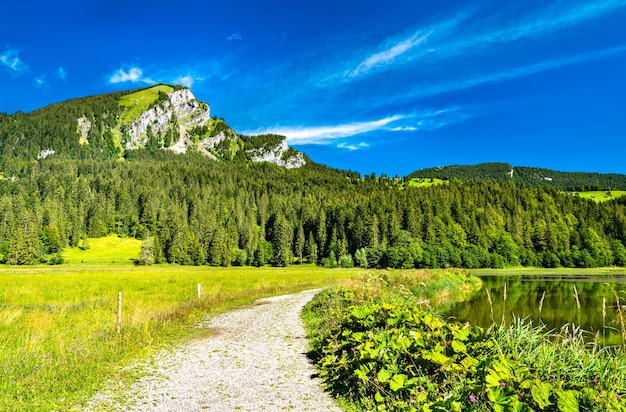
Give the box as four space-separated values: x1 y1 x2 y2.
116 291 122 333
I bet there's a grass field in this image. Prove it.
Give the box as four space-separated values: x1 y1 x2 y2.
0 236 360 411
118 85 173 124
574 190 626 202
407 177 447 188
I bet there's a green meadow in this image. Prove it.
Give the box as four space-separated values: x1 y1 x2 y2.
407 177 447 188
574 190 626 202
118 84 174 124
0 236 358 411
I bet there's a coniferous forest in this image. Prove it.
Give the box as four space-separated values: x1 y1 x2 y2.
1 152 626 269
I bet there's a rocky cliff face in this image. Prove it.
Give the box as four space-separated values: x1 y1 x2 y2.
247 138 306 169
124 89 210 150
69 85 305 169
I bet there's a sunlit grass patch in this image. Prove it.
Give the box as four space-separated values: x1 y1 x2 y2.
118 85 174 124
407 177 447 188
62 235 142 265
574 190 626 202
0 263 357 411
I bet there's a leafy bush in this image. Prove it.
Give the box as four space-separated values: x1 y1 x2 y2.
338 254 354 268
304 273 626 411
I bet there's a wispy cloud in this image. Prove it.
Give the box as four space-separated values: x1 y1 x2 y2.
240 106 473 146
57 67 67 80
342 0 626 80
338 142 369 151
227 32 242 41
349 33 430 78
173 75 194 87
399 44 626 102
0 47 27 74
243 115 404 145
172 74 205 88
34 75 48 89
109 66 154 84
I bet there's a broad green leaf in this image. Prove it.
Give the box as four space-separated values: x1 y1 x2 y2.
378 368 392 383
387 316 399 326
531 381 552 409
375 391 384 403
452 328 470 341
351 306 373 319
422 350 451 366
423 313 444 330
556 389 579 412
461 355 479 370
488 386 509 412
389 374 408 392
451 339 467 353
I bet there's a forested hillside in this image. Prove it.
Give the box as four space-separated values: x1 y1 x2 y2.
0 85 305 168
1 153 625 269
408 162 626 191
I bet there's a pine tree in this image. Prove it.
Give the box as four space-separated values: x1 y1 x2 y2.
270 214 292 267
6 215 41 265
294 224 305 264
137 236 155 265
305 231 318 263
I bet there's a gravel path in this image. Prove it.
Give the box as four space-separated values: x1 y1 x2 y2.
86 289 342 411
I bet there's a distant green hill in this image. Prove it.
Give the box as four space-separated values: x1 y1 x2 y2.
407 162 626 191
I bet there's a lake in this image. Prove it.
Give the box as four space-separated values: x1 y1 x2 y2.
446 272 626 346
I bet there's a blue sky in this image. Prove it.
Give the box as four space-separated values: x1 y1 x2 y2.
1 0 625 176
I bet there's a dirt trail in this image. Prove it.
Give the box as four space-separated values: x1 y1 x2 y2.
86 289 341 411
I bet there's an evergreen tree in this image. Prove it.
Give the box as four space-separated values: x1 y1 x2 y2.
7 214 41 265
305 231 318 263
270 213 292 267
294 224 305 264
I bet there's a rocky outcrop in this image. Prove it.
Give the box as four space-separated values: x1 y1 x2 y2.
200 132 228 150
77 116 91 144
247 138 306 169
124 89 210 149
38 149 55 159
70 86 304 170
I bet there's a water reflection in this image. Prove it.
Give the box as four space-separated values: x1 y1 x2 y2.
447 275 626 346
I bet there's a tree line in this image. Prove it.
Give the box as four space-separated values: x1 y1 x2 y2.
1 153 625 269
408 162 626 192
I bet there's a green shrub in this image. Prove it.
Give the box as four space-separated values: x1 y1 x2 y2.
304 273 626 412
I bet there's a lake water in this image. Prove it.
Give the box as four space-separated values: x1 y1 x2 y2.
446 273 626 346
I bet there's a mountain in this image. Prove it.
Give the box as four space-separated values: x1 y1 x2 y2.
407 162 626 191
0 84 306 168
1 88 626 270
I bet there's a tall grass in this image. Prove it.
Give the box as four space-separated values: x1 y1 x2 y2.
0 261 357 411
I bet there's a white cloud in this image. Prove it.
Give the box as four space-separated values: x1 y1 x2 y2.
338 142 370 151
57 67 66 80
349 33 430 78
0 48 27 73
342 1 626 80
172 74 205 88
109 66 154 84
173 75 194 87
401 45 626 101
243 115 404 145
34 75 48 89
227 32 242 41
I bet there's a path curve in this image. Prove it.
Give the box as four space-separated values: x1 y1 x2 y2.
86 289 341 411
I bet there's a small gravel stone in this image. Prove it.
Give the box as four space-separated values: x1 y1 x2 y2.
86 289 341 411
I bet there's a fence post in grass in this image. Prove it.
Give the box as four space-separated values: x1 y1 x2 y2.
117 291 122 333
197 283 202 299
